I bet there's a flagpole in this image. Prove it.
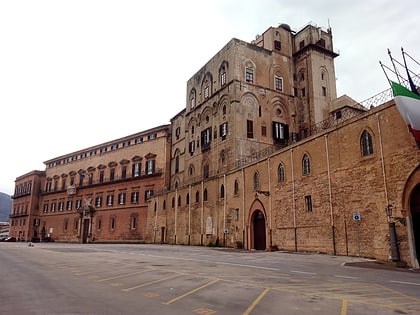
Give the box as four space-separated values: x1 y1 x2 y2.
379 61 392 88
388 48 402 84
401 47 420 95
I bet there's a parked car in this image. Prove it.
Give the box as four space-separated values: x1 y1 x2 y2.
4 237 16 242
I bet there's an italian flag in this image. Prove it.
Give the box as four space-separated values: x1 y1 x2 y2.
391 81 420 143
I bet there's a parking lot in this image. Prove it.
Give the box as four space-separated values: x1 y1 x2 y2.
1 243 420 314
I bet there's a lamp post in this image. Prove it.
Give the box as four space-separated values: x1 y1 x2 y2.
386 204 400 262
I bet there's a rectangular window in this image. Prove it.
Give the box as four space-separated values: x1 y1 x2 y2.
100 147 107 153
322 86 327 96
175 127 181 140
145 190 153 201
111 144 118 151
274 76 283 91
76 199 82 210
189 141 195 155
107 195 114 206
119 193 126 205
274 40 281 50
51 203 56 212
135 137 143 144
99 170 104 183
146 160 155 175
245 67 254 83
96 196 102 208
305 195 313 212
110 217 115 230
43 203 48 213
110 168 115 181
246 120 254 138
219 122 228 139
131 192 138 204
66 200 72 211
148 133 157 140
132 163 141 177
221 72 226 86
301 88 306 97
123 140 130 147
272 122 289 143
121 166 127 179
201 127 212 151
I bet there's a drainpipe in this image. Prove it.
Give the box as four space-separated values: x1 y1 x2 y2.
290 149 297 252
201 180 204 246
377 113 399 261
267 158 273 247
242 168 246 249
188 185 191 245
174 189 178 244
324 135 336 255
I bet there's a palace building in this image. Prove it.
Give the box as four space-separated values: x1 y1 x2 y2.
9 22 420 268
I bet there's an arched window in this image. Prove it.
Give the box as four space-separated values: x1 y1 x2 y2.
204 188 208 201
203 163 210 179
178 196 181 207
186 193 190 205
361 130 373 156
253 172 260 190
171 197 175 208
278 163 285 182
195 191 199 203
234 179 239 195
162 200 166 210
302 154 311 175
220 184 225 199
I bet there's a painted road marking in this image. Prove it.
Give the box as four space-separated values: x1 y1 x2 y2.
193 308 217 315
341 299 348 315
243 287 270 315
97 270 150 282
123 273 183 292
334 275 357 279
390 280 420 286
290 270 317 275
163 279 220 305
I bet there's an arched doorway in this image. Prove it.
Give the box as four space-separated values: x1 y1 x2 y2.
411 185 420 262
253 210 266 250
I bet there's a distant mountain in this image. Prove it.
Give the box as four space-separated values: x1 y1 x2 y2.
0 192 12 222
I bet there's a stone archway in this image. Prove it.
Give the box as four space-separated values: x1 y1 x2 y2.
410 185 420 263
252 210 266 250
402 166 420 268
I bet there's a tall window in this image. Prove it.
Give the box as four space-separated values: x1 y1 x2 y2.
146 160 155 175
203 188 208 201
99 170 104 183
220 184 225 199
278 163 285 182
247 120 254 138
302 154 311 175
195 191 200 203
107 195 114 206
253 172 260 190
95 196 102 208
131 192 138 204
132 163 141 177
119 192 126 205
234 180 239 195
305 195 313 212
245 67 254 83
361 130 373 156
203 163 209 179
220 122 228 139
221 71 226 86
110 168 115 181
201 127 212 151
121 166 127 179
175 154 180 173
274 76 283 91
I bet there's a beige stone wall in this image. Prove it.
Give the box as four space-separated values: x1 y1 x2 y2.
149 101 420 266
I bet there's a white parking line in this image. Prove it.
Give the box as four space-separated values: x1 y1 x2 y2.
390 280 420 286
291 270 317 275
334 275 358 279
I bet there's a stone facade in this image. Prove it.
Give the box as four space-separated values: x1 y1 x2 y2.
10 125 171 243
9 22 420 268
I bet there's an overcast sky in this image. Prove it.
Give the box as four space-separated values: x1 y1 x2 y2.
0 0 418 195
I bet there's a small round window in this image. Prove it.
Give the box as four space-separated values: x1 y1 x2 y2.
276 108 282 116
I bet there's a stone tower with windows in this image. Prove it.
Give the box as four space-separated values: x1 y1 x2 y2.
170 23 338 189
